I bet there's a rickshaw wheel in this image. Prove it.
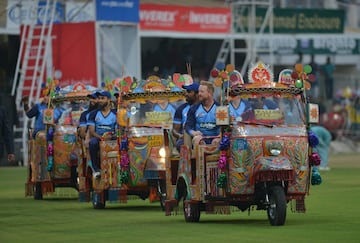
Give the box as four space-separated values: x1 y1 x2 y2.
92 192 105 209
267 186 286 226
34 182 43 200
176 178 200 222
183 200 200 222
158 180 166 211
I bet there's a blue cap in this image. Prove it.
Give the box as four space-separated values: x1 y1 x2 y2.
182 82 199 92
96 90 111 99
87 92 98 99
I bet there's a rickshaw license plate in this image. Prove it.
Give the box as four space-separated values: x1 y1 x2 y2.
148 136 162 147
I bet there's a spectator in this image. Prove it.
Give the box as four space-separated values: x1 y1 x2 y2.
185 81 220 145
173 82 199 152
0 106 15 162
322 56 335 100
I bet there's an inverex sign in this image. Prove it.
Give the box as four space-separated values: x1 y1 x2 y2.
140 4 231 33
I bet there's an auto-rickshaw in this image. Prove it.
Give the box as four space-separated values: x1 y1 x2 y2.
78 75 186 209
25 82 96 199
164 62 321 226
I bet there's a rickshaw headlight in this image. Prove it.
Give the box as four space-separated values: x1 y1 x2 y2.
270 148 281 156
267 141 283 156
159 147 166 158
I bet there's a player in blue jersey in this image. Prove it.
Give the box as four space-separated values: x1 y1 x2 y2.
153 100 176 118
185 81 220 145
88 91 117 178
78 92 98 140
229 95 252 123
173 82 199 151
23 94 63 138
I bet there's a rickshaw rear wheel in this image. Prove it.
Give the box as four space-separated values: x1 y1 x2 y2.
183 200 200 222
267 185 286 226
177 178 200 222
34 182 43 200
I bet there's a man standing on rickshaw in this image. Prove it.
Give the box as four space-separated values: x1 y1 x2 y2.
88 91 117 178
23 93 63 139
185 81 220 145
78 92 98 140
172 82 199 152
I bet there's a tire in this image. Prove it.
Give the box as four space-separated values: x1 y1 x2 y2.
183 200 200 222
34 182 43 200
92 192 105 209
158 180 166 211
267 185 286 226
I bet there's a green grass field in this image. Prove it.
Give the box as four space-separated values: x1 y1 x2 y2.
1 153 359 243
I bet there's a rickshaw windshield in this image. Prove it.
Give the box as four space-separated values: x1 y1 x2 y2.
53 99 89 126
241 95 305 126
127 98 184 128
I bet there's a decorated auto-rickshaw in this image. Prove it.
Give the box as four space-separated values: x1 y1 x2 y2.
78 75 186 209
25 82 96 199
164 62 322 226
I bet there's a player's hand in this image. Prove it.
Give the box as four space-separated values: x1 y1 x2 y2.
191 131 202 137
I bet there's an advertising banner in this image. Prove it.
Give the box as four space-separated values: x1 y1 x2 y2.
140 4 231 33
65 1 95 22
51 22 98 87
96 0 139 23
7 0 64 32
255 36 360 55
234 8 345 34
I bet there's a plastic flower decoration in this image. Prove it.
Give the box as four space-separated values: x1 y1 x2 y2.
211 62 243 89
291 63 316 90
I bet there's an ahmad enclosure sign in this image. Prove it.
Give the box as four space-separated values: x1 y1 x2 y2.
234 8 345 34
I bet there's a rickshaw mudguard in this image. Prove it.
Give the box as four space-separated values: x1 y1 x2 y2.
174 174 192 200
253 156 295 183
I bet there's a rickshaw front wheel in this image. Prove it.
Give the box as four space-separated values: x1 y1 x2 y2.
267 185 286 226
92 192 105 209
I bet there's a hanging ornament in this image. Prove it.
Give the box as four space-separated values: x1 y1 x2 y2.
310 152 321 166
311 167 322 185
308 130 319 147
